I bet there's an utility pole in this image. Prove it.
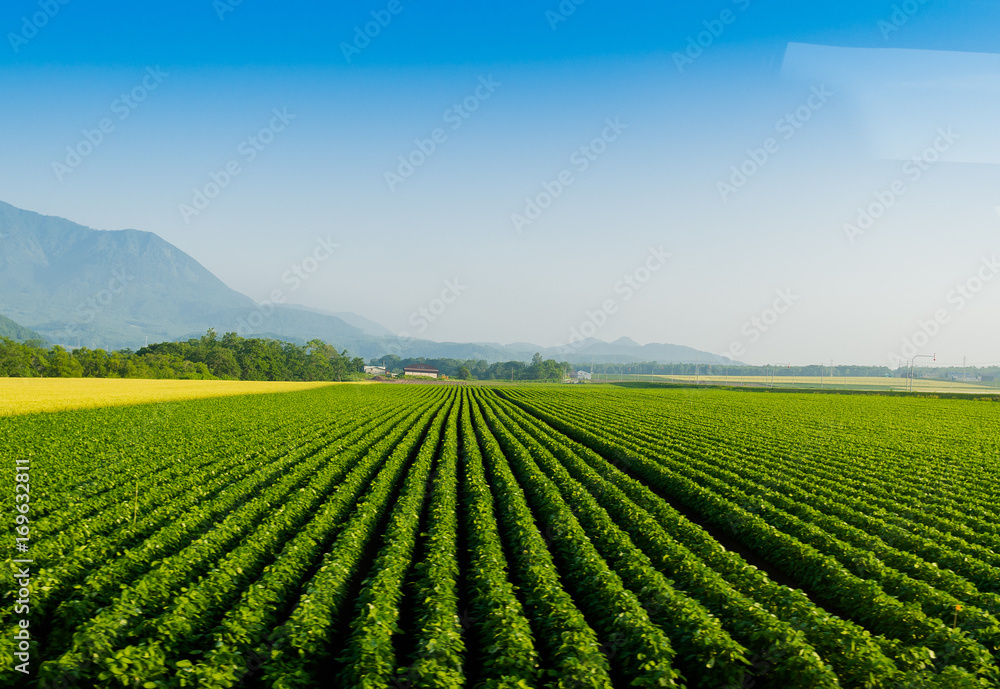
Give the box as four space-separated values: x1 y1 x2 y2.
908 353 935 392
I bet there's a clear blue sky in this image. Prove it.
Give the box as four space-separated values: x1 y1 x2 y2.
2 0 999 365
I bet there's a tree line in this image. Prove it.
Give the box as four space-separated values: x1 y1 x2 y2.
377 353 570 381
579 362 1000 380
0 330 365 381
582 362 898 377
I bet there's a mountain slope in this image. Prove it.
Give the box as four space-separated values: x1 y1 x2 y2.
390 337 733 365
0 313 45 342
0 201 373 350
280 303 395 337
0 201 734 364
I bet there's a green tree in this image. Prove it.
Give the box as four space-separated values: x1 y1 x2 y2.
0 338 33 377
75 348 111 377
205 348 241 379
45 346 84 377
529 352 544 378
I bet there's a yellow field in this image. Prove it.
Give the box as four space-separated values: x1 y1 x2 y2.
0 378 339 416
640 374 999 393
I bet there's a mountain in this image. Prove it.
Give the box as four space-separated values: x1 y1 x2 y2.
549 336 730 364
386 337 733 365
280 303 394 337
0 201 734 364
0 313 45 342
0 201 379 351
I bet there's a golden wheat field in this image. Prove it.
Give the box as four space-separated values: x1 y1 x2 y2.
0 378 340 416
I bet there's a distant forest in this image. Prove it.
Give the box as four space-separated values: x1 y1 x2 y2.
2 330 995 384
377 357 1000 383
572 361 1000 382
0 330 365 381
376 357 906 381
379 353 570 381
586 361 999 379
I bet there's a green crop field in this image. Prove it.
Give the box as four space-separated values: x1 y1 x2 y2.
3 383 1000 688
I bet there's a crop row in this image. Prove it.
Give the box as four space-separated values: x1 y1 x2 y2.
502 386 998 685
10 382 998 688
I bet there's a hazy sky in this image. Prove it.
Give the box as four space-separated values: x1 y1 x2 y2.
2 1 999 366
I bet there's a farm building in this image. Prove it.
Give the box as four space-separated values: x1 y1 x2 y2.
403 363 440 379
364 365 387 375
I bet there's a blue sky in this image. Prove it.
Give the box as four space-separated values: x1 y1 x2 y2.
2 0 999 365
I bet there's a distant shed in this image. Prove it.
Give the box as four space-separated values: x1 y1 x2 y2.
403 363 440 379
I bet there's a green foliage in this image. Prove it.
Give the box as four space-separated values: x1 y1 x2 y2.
0 312 46 342
0 330 364 381
375 353 568 381
474 389 682 687
457 389 540 686
6 384 1000 687
500 385 1000 685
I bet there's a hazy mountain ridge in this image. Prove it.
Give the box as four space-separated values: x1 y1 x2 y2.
0 201 733 364
279 303 395 337
392 337 733 365
0 313 45 342
0 201 372 350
